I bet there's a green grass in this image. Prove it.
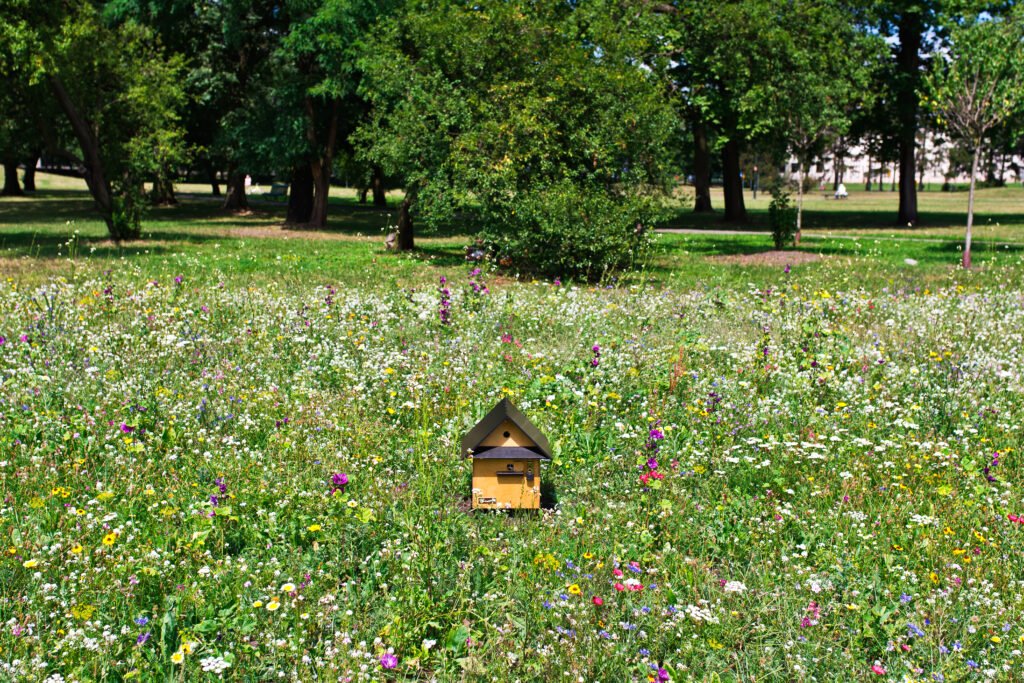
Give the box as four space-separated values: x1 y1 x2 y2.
4 174 1024 292
2 175 1024 681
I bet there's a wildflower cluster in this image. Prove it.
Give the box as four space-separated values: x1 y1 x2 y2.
0 265 1023 680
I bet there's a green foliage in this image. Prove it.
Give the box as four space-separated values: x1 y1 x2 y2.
481 179 665 281
357 0 675 279
768 184 797 249
924 9 1024 149
0 1 187 237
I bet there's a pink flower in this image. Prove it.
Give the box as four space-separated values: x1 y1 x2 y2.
1008 514 1023 524
380 652 397 670
614 582 625 592
592 596 603 606
870 664 886 675
612 569 623 578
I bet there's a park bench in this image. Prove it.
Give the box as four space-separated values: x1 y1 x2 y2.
266 183 288 201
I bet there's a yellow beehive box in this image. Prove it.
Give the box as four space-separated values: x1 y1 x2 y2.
462 399 551 509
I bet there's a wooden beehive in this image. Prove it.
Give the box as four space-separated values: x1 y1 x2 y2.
462 399 551 509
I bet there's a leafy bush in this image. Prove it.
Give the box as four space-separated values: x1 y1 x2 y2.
480 179 666 282
768 185 798 249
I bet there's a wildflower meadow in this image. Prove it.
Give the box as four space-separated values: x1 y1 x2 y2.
2 244 1024 682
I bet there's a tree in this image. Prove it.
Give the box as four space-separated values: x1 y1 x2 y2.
356 0 676 277
925 9 1024 268
1 0 187 239
749 0 877 242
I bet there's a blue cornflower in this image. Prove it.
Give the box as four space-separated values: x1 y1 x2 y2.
134 616 149 626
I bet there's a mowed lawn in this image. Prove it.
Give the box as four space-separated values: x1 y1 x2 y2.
1 175 1024 681
3 174 1024 290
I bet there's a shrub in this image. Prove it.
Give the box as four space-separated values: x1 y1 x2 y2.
480 179 666 282
768 185 798 249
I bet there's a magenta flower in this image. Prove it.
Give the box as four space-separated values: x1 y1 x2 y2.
380 652 398 669
330 472 349 495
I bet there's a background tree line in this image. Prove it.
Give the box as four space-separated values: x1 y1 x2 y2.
1 0 1023 278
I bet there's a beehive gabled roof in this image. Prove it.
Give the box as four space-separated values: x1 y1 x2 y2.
461 398 551 459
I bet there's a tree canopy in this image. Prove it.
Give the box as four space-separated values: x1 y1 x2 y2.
3 0 1024 278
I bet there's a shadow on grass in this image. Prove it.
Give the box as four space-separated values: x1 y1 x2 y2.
661 205 1023 233
0 191 477 239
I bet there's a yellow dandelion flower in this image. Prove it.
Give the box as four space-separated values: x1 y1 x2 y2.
252 600 264 608
22 559 38 568
307 524 321 532
71 544 83 554
568 584 582 596
102 533 117 546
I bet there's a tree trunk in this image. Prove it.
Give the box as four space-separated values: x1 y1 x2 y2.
23 152 39 192
795 163 804 245
223 166 249 211
896 12 923 226
48 74 116 234
395 190 415 251
964 146 980 270
721 138 746 222
865 155 872 191
371 166 387 207
2 161 23 196
287 163 314 224
150 176 177 205
692 119 713 212
306 98 340 229
309 160 329 227
358 187 369 203
208 161 221 197
833 147 842 191
890 165 896 192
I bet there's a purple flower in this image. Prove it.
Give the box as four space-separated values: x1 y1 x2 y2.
0 336 5 345
380 652 398 670
210 495 219 507
330 472 349 494
900 593 912 603
215 477 227 494
439 277 452 325
784 264 791 274
646 458 659 471
120 423 134 434
657 668 671 682
136 631 151 646
134 616 149 626
174 276 183 285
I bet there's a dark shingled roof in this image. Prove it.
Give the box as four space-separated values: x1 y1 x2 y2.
461 398 551 459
